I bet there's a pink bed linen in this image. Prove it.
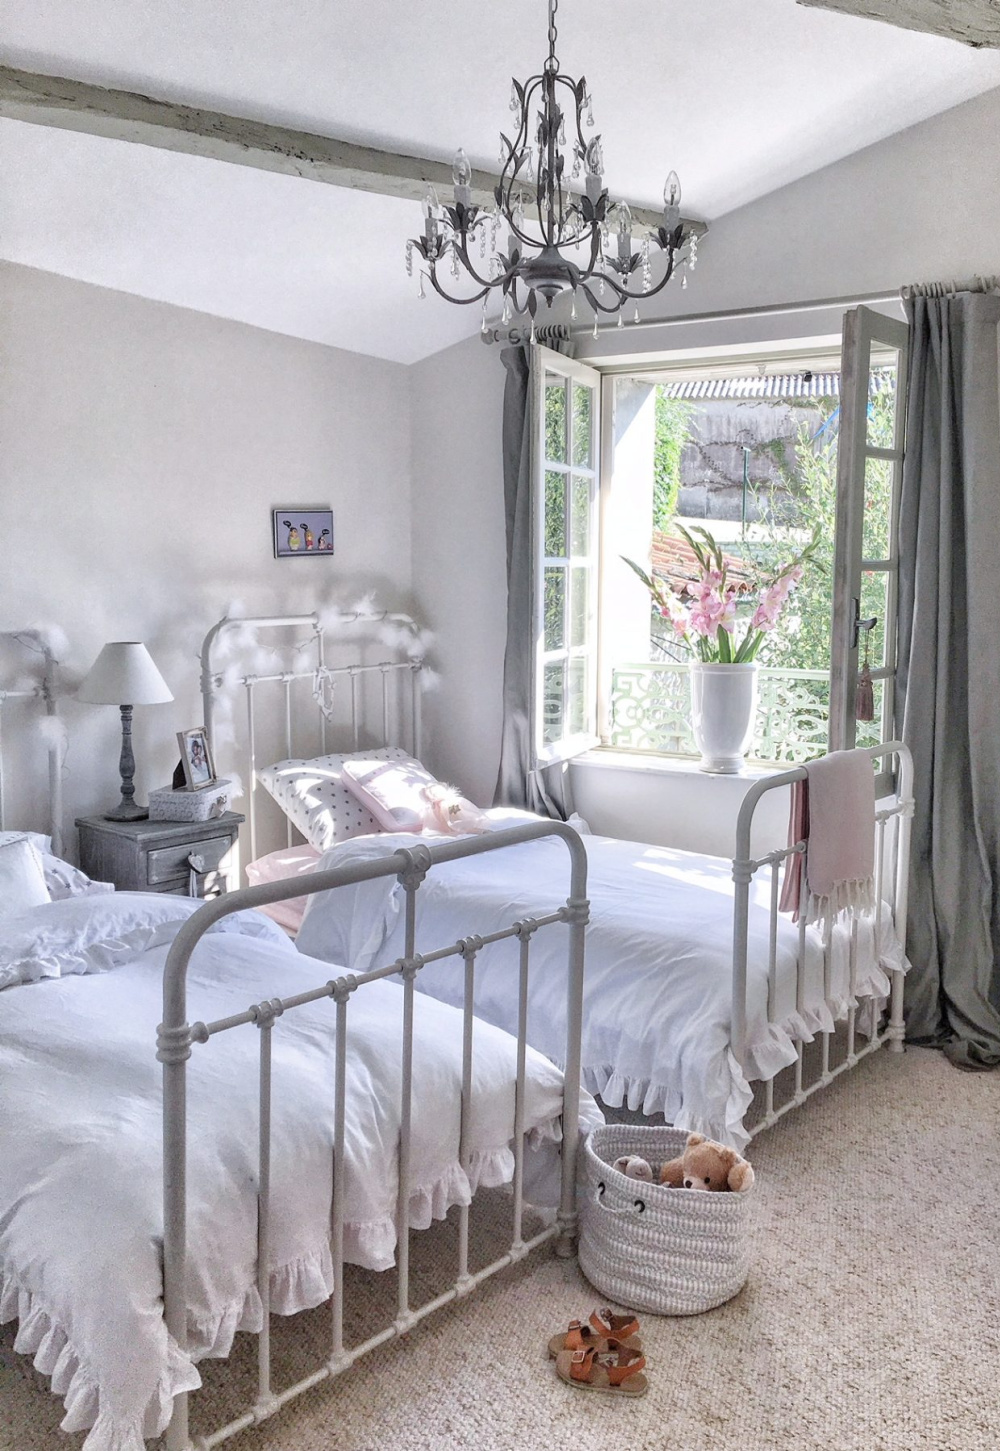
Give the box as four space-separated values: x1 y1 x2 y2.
245 844 322 934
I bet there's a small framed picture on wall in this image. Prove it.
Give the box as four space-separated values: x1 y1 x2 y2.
272 507 334 558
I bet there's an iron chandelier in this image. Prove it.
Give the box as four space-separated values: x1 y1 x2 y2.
406 0 697 333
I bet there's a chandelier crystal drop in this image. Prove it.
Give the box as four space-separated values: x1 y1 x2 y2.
406 0 694 325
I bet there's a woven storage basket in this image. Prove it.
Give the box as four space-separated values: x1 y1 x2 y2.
578 1124 754 1316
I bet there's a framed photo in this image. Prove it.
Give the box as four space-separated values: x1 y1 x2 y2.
176 727 216 790
272 507 334 558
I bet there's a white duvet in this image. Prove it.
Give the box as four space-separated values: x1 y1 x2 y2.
0 894 599 1451
296 822 907 1149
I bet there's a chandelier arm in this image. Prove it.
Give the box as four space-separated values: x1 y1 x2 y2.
449 235 512 292
427 267 493 307
581 250 679 313
500 75 549 252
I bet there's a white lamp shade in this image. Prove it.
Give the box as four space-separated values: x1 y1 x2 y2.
77 642 174 705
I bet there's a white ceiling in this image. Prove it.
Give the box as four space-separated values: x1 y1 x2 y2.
3 0 1000 363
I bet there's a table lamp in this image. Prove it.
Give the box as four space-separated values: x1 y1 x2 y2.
77 641 174 821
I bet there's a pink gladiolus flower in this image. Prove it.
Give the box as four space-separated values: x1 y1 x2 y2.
691 585 737 636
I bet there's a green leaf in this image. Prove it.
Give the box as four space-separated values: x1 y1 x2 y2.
717 626 732 663
620 555 655 593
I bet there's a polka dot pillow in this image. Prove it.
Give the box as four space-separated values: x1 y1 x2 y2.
256 747 411 852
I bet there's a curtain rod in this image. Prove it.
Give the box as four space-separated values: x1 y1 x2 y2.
901 275 1000 299
480 289 900 346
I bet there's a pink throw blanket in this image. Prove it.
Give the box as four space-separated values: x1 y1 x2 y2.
779 749 876 921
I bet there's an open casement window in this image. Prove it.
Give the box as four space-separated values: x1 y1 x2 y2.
533 346 602 767
829 306 909 790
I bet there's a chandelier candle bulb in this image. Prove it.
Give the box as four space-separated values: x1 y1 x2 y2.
452 148 473 207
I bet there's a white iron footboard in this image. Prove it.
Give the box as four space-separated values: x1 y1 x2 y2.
157 821 588 1451
730 741 914 1137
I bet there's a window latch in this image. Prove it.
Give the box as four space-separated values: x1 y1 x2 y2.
851 597 878 650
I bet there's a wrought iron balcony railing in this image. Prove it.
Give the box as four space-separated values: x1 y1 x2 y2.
607 661 877 765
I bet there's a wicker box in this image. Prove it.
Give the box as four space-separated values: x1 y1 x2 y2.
148 780 233 823
578 1123 755 1316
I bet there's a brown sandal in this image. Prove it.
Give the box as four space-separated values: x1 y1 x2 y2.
589 1308 641 1347
547 1318 608 1359
547 1309 642 1359
555 1345 648 1397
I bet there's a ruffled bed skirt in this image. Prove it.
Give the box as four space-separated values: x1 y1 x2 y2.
585 918 907 1152
1 1126 561 1451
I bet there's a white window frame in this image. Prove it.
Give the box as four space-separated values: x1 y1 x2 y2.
586 322 909 768
830 307 909 776
532 345 602 768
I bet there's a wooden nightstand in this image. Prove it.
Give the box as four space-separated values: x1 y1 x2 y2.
76 813 245 898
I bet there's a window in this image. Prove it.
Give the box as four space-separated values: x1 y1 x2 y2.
529 310 908 771
533 347 601 766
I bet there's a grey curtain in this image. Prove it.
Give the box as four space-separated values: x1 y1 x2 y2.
896 291 1000 1068
493 344 572 817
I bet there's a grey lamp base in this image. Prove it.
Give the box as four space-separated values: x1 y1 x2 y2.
105 703 148 822
105 799 149 822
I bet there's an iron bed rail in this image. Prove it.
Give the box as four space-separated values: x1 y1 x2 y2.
732 740 914 1137
157 819 589 1451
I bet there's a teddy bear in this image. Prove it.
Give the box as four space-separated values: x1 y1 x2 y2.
420 782 490 836
659 1133 755 1193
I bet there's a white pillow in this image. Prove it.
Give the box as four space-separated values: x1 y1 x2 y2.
257 747 410 852
341 756 439 832
0 830 113 900
0 837 52 921
0 891 290 991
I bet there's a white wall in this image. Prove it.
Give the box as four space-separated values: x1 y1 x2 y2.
0 262 413 853
408 86 1000 853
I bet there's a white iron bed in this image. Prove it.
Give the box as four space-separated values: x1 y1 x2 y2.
0 642 599 1451
200 611 915 1152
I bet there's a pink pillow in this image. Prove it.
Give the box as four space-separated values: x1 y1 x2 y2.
340 756 438 833
246 843 322 935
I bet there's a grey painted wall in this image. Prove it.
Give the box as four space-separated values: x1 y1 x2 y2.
0 262 413 852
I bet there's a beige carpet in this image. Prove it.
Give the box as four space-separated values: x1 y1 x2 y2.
3 1046 999 1451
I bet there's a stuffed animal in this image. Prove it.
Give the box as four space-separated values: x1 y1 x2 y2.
420 783 490 836
612 1155 655 1183
659 1133 755 1193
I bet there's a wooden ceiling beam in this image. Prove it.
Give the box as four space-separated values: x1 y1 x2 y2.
797 0 1000 48
0 65 707 236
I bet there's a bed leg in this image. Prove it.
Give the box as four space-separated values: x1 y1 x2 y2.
886 968 906 1053
165 1394 190 1451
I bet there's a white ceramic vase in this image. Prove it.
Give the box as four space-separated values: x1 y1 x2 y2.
690 662 759 774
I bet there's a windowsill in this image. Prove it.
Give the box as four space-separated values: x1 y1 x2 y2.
574 748 791 781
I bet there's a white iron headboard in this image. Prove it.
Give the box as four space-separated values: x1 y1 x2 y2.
200 610 425 865
0 630 64 856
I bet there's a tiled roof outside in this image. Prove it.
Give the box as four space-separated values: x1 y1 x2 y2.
659 369 894 401
651 533 755 595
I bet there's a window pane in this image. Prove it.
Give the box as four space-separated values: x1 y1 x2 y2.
543 661 566 745
545 471 567 556
572 383 593 467
545 379 567 463
860 569 889 669
867 364 897 450
568 658 586 735
544 567 566 651
862 454 893 561
571 566 589 648
570 474 591 556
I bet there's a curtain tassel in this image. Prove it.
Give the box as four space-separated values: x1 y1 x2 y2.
855 663 875 722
